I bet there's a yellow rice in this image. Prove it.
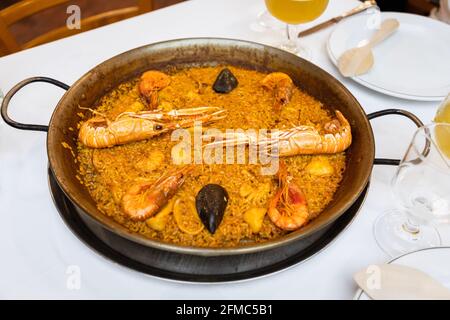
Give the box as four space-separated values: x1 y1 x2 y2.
76 66 346 248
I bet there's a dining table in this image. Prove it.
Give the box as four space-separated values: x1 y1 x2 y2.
0 0 449 299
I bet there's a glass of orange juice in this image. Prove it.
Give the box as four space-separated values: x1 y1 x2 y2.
265 0 329 57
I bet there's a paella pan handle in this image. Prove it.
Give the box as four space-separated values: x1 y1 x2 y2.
1 77 70 132
367 109 424 166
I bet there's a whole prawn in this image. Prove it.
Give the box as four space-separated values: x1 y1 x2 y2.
122 166 192 221
265 110 352 156
261 72 294 111
78 106 226 148
139 70 171 109
205 110 352 157
268 161 309 231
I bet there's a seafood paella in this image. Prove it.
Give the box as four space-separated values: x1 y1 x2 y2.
75 65 352 248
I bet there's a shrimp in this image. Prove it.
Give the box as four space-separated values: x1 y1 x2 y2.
78 106 226 148
268 161 309 231
139 70 171 109
205 110 352 156
122 166 192 221
265 110 352 156
261 72 294 111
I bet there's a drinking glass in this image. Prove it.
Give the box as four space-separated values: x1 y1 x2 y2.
435 93 450 123
257 10 283 29
374 123 450 257
435 93 450 158
264 0 329 58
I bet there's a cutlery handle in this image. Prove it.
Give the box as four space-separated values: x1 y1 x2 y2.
342 0 377 19
298 18 340 37
368 18 400 48
297 0 376 37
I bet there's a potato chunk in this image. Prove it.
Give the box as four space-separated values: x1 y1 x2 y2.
305 157 334 176
244 207 267 233
146 199 175 231
239 183 253 198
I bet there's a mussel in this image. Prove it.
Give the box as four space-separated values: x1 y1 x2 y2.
213 68 238 93
195 184 229 234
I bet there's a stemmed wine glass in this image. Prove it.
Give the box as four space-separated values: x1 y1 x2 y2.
264 0 329 58
374 123 450 257
257 10 283 30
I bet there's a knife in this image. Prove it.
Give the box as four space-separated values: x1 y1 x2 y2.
354 264 450 300
298 0 377 37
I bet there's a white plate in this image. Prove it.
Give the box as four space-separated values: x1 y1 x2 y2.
354 247 450 300
327 12 450 101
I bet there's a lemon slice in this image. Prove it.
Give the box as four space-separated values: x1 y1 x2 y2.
173 197 204 235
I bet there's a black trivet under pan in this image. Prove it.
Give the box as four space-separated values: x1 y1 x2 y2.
49 169 368 283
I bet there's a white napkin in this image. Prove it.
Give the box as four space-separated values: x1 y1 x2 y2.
354 264 450 300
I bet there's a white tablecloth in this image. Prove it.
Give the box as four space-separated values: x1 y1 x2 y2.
0 0 447 299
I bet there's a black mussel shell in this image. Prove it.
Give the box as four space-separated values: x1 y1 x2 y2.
213 68 238 93
195 184 229 234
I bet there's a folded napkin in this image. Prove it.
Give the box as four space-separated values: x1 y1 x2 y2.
354 264 450 300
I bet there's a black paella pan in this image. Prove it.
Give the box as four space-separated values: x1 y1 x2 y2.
1 38 423 256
